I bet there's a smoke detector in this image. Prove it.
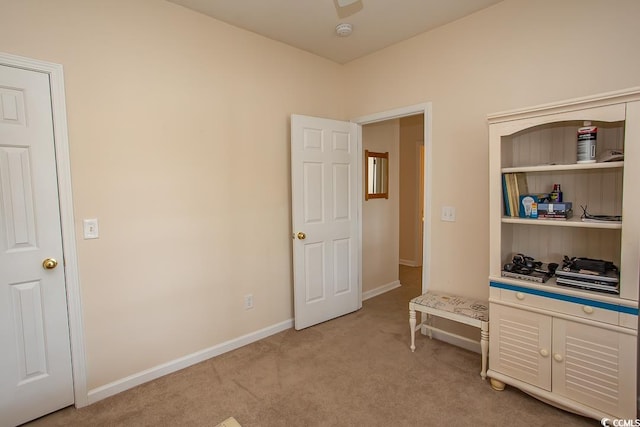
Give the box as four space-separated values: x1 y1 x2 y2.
335 23 353 37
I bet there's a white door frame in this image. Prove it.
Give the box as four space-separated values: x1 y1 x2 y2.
0 52 88 407
353 102 433 293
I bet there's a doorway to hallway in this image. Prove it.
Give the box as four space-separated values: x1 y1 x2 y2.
359 107 430 300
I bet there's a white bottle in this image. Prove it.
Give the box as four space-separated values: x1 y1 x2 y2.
577 121 597 163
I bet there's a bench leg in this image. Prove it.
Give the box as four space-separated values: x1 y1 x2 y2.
426 313 433 339
409 308 416 352
480 321 489 380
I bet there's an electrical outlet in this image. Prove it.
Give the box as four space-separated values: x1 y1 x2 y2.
83 218 99 239
244 294 254 310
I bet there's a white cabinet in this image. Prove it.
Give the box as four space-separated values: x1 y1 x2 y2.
553 316 636 416
487 88 640 421
489 303 552 390
489 301 636 418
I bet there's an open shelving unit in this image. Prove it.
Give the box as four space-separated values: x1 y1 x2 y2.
487 88 640 421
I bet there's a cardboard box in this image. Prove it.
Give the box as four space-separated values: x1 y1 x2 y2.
519 195 538 218
518 193 555 217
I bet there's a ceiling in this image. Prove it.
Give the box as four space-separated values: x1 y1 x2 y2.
166 0 504 64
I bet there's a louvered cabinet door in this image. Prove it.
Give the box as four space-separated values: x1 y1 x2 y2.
489 303 552 390
552 319 637 419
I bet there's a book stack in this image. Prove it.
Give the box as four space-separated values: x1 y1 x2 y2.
537 202 573 220
556 269 620 294
501 173 528 217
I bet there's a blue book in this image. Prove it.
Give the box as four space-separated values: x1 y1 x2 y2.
502 174 510 216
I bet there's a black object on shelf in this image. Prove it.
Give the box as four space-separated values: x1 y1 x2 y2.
580 205 621 223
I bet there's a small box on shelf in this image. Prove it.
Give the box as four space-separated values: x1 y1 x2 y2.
518 194 538 218
517 193 551 218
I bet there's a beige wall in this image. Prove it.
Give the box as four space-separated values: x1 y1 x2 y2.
344 0 640 300
362 120 399 293
399 115 424 267
2 0 640 397
0 0 345 389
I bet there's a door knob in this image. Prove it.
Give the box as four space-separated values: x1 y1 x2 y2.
296 232 306 240
42 258 58 270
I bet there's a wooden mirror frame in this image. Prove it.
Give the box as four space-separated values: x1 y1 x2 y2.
365 150 389 200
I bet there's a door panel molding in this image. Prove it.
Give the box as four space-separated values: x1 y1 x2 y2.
0 51 87 407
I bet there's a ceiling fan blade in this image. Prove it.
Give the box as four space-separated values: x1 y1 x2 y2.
333 0 363 18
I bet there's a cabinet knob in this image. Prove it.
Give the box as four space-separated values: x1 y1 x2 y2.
582 306 594 314
515 292 525 300
539 348 549 357
553 353 563 362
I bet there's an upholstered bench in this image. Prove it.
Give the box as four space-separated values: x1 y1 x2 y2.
409 291 489 379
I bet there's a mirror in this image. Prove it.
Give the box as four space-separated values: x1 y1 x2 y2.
365 150 389 200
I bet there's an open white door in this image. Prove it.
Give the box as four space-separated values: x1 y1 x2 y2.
0 64 74 425
291 114 360 330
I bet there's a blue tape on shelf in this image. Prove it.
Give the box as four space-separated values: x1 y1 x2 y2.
490 281 639 315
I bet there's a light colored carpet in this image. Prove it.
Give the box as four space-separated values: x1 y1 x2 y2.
26 266 594 426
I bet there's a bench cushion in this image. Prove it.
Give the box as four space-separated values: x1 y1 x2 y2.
410 291 489 322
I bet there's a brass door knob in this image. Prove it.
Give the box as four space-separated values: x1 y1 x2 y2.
296 232 306 240
42 258 58 270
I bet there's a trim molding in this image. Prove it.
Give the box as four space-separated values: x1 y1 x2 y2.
352 102 433 296
87 319 293 404
399 259 420 267
362 280 401 301
0 51 88 407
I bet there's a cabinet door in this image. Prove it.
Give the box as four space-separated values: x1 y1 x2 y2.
489 303 552 390
552 319 637 419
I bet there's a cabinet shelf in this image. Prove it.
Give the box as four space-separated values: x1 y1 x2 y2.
489 275 635 308
502 161 623 174
501 216 622 229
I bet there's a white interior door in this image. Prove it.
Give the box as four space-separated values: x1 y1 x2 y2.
0 64 74 426
291 114 360 330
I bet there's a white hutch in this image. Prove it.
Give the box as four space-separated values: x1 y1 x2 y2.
487 88 640 420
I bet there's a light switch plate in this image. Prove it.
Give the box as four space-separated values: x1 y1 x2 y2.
441 206 456 222
83 218 99 239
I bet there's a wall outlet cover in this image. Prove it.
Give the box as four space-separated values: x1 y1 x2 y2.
83 218 99 239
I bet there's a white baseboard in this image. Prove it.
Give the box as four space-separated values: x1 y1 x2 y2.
86 318 293 405
399 259 421 267
362 280 401 301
